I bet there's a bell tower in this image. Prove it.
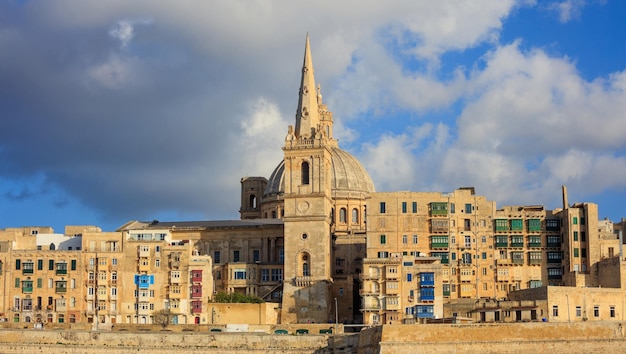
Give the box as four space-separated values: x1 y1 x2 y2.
280 35 337 324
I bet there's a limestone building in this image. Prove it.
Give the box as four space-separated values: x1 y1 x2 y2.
2 35 626 328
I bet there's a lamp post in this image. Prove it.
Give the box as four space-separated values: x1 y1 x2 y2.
566 294 571 323
334 297 338 333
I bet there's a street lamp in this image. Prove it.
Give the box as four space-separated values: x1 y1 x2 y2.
334 298 338 333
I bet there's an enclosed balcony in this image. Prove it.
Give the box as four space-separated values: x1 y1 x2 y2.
527 236 542 248
510 236 524 248
22 263 34 275
494 219 509 232
495 236 508 248
55 263 68 275
430 236 449 249
55 281 67 294
22 281 33 293
429 202 448 216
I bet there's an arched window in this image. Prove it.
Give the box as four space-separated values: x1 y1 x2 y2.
303 262 310 276
300 253 310 277
49 243 55 250
352 208 359 224
301 161 310 185
249 194 257 209
339 208 347 223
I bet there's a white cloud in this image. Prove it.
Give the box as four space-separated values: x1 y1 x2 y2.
547 0 586 22
109 20 134 48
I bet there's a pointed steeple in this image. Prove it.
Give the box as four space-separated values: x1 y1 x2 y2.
294 34 321 138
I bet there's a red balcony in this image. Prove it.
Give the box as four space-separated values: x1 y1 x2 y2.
191 301 202 314
191 285 203 298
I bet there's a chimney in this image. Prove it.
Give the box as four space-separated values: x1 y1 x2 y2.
562 185 569 209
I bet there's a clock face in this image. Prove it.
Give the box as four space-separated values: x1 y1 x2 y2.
297 201 310 214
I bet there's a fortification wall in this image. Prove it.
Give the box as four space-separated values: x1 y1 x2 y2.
365 321 626 353
1 321 626 353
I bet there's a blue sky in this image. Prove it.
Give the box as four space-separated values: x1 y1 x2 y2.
1 0 625 232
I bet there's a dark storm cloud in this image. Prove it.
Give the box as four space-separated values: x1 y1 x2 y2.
0 3 292 223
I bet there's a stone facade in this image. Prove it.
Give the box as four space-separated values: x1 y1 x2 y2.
2 35 626 330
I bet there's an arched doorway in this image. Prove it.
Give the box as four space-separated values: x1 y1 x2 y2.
195 317 200 324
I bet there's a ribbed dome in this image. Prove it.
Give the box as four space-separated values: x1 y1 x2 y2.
264 147 376 198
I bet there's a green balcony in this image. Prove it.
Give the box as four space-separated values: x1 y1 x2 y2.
510 219 524 231
22 286 33 293
429 202 448 216
510 241 524 248
494 219 509 232
430 242 449 249
495 236 508 248
528 219 541 232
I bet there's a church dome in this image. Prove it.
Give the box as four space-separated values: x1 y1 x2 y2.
264 147 376 198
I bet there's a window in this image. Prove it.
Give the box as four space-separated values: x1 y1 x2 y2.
573 231 578 241
581 231 586 242
233 250 240 262
37 278 42 288
377 251 389 258
412 202 417 213
575 306 581 317
465 204 472 214
482 252 487 260
15 259 20 270
581 248 587 258
380 202 386 214
611 306 616 318
573 216 578 225
271 269 282 281
464 236 471 248
450 203 455 213
253 249 260 262
574 248 579 257
413 235 418 244
406 274 412 282
48 260 54 270
402 235 408 244
552 306 558 317
70 260 77 271
155 259 160 267
112 258 117 266
402 202 407 214
234 269 246 280
380 235 386 244
352 209 359 224
37 260 43 270
340 208 347 223
214 251 221 264
594 306 599 317
261 269 270 282
301 161 309 185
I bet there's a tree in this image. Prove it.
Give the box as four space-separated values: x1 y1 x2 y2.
212 291 263 303
153 309 174 328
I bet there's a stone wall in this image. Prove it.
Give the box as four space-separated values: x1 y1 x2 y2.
0 329 332 354
2 321 626 353
362 321 626 353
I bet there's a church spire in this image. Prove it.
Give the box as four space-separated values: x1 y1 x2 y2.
294 34 321 138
